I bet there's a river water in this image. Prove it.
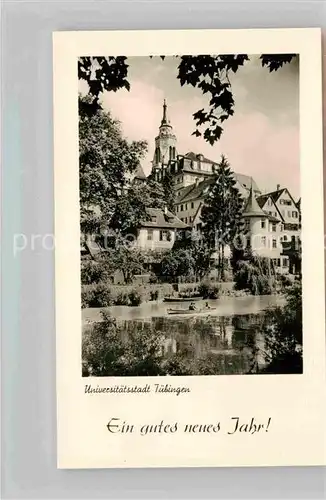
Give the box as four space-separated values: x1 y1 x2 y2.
82 294 285 375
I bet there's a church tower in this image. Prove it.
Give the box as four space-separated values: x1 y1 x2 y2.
152 99 177 180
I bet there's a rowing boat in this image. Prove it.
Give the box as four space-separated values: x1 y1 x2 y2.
163 296 203 303
167 307 216 315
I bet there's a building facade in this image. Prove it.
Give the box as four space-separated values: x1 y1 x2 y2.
134 208 189 251
142 100 301 273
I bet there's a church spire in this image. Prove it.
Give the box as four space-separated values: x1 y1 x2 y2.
152 99 177 174
160 98 170 126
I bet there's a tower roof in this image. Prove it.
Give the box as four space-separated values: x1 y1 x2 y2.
160 98 171 128
243 185 267 218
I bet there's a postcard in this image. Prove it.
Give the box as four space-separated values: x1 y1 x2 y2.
53 28 325 468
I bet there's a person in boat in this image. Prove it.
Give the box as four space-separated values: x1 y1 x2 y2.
189 302 196 311
205 302 210 309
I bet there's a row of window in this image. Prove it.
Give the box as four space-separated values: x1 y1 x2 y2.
279 199 292 206
261 237 278 248
260 237 293 248
267 210 298 218
261 235 297 247
147 229 172 242
177 202 195 212
261 220 277 231
284 223 300 231
187 159 213 172
284 210 298 218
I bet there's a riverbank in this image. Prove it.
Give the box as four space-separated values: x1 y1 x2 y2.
81 280 239 309
82 293 286 326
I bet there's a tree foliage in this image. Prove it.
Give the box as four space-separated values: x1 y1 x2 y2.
161 170 176 212
261 281 302 373
174 230 212 280
200 155 244 279
78 57 130 115
145 176 166 210
106 247 144 284
79 54 296 144
79 95 170 239
82 312 165 376
79 95 147 233
160 248 195 281
234 256 275 295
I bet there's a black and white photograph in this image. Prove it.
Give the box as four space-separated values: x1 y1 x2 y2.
79 53 302 377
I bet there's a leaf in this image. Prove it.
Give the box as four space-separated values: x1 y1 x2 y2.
260 54 296 72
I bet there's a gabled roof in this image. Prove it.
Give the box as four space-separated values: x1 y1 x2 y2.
235 173 260 193
184 151 216 164
257 188 286 208
141 208 189 229
175 183 199 203
175 178 215 204
180 153 260 193
257 187 300 223
175 172 260 205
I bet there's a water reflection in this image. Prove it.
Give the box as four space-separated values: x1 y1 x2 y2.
82 295 285 375
83 294 285 323
121 313 268 375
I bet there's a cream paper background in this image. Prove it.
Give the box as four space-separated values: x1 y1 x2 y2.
53 28 326 469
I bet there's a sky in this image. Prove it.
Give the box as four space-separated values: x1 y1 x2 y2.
79 55 300 199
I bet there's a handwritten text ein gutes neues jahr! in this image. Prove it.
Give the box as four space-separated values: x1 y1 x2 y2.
84 383 190 396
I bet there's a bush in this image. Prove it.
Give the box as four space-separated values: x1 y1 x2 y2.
260 282 302 374
82 283 174 308
234 259 275 295
82 313 165 376
81 285 96 308
277 274 293 289
198 282 209 298
114 292 129 306
81 259 111 285
128 289 142 306
162 355 194 376
81 282 113 308
92 282 113 307
198 281 220 299
149 273 158 284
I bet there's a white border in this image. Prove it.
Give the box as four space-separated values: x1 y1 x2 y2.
53 28 326 468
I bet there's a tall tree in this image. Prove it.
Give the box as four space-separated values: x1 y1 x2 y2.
200 155 244 280
79 95 147 234
173 230 211 280
161 171 176 212
79 54 297 144
145 177 166 210
160 248 195 282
